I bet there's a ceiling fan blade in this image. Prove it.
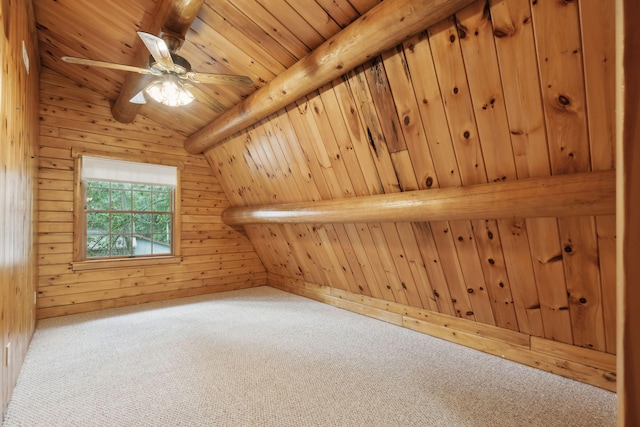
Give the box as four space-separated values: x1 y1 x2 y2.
62 56 159 76
189 85 228 114
129 89 147 104
137 32 174 69
184 72 253 88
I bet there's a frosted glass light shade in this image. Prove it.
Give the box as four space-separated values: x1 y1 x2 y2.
146 75 194 107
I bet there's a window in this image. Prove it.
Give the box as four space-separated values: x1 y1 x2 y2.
78 156 179 262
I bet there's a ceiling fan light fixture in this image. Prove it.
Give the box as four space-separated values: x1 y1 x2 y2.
145 75 194 107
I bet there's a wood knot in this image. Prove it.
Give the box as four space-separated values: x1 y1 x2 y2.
557 94 571 107
457 24 468 39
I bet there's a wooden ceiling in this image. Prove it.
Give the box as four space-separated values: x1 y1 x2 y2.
33 0 381 135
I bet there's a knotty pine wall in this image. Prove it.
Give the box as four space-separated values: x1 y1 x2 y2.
0 0 40 416
37 68 266 319
204 0 616 390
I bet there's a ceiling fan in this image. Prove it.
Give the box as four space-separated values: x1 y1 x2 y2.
62 31 253 109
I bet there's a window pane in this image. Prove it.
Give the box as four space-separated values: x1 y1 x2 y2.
111 235 132 256
111 189 131 210
152 235 171 254
153 214 171 234
87 212 110 234
112 182 132 190
86 235 110 258
133 191 152 211
152 189 171 212
133 235 153 256
133 213 152 236
87 186 110 210
111 213 132 234
133 183 154 192
87 180 109 189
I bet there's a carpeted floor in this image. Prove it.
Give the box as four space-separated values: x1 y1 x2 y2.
3 286 616 426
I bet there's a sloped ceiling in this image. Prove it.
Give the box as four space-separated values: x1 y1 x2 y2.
33 0 381 135
33 0 617 359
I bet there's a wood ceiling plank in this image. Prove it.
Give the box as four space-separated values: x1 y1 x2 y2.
184 0 477 154
256 0 325 48
488 0 548 340
456 0 521 333
402 32 460 188
429 222 477 321
195 4 288 75
314 0 359 28
187 18 275 86
314 86 389 299
488 0 573 346
532 0 606 352
344 66 400 195
381 46 438 191
472 219 519 331
428 17 485 186
557 216 606 352
318 82 371 198
579 0 617 355
305 95 357 197
285 0 342 39
330 77 385 196
427 13 498 329
410 222 456 316
394 222 439 311
207 0 299 68
227 0 311 59
346 0 382 15
363 56 406 154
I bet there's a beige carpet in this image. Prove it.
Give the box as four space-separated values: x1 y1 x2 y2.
3 286 615 426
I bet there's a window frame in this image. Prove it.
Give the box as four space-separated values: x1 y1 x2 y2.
72 153 182 271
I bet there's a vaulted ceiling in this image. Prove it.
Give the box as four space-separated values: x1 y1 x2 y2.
33 0 381 135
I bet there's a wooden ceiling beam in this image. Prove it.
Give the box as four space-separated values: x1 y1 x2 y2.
221 171 615 225
110 0 204 123
183 0 476 154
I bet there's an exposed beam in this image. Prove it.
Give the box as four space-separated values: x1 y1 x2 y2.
222 171 615 225
111 0 204 123
618 0 640 424
183 0 476 154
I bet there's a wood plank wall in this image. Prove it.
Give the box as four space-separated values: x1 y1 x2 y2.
0 0 40 417
619 0 640 422
204 0 617 389
36 69 266 319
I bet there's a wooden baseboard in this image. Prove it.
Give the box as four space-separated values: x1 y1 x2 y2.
267 273 616 392
37 275 267 319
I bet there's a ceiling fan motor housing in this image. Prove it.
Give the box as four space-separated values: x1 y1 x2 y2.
149 53 191 74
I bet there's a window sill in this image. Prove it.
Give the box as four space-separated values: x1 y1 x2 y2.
72 256 182 272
